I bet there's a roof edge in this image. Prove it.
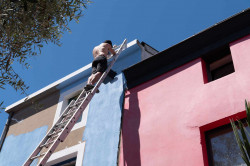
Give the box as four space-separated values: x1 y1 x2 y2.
123 8 250 89
5 39 140 113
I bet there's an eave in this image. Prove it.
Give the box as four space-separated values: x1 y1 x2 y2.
124 8 250 89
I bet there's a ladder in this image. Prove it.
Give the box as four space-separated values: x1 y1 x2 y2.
23 39 127 166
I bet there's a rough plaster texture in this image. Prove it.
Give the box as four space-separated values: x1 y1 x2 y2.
0 126 48 166
119 35 250 166
0 42 142 166
7 91 60 137
55 127 85 153
82 46 141 166
0 92 59 165
82 73 125 166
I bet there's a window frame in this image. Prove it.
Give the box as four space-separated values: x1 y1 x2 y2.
205 119 248 166
54 82 89 131
45 142 85 166
202 45 235 82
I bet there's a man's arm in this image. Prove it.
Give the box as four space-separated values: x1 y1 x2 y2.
108 44 116 55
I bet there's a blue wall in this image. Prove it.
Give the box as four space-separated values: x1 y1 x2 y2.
82 45 141 166
0 43 142 166
82 73 125 166
0 126 48 166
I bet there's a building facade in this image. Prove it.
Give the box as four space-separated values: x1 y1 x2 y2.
0 40 158 166
1 8 250 166
120 8 250 166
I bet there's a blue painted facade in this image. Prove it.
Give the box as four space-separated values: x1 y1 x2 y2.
66 43 141 166
81 43 142 165
58 41 141 92
0 41 143 166
82 73 125 166
0 126 48 166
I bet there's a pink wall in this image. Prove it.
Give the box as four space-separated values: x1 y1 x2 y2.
119 35 250 166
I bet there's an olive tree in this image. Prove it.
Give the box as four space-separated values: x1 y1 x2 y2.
0 0 90 110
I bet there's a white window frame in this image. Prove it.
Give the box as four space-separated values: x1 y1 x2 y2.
54 82 89 131
45 142 85 166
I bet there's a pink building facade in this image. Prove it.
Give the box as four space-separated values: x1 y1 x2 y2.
120 9 250 166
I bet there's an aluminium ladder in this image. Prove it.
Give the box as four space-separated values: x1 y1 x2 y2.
23 39 127 166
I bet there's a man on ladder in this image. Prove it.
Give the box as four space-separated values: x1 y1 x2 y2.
22 39 127 166
84 40 117 92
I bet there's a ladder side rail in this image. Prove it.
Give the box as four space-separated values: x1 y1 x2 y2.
23 85 91 166
22 100 76 166
70 39 127 105
38 95 92 166
38 39 127 165
38 109 81 165
52 101 76 126
48 99 76 132
73 86 89 105
23 39 127 166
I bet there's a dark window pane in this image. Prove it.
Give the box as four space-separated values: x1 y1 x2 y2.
206 124 249 166
51 157 76 166
211 62 235 80
203 45 235 82
68 94 82 123
68 94 80 105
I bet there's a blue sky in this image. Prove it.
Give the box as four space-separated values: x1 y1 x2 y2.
0 0 250 137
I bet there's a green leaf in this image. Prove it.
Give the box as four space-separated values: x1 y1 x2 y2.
238 121 250 159
231 119 250 165
0 0 90 113
246 100 250 127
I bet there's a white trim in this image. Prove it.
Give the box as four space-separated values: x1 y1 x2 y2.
45 142 85 166
127 39 137 48
6 39 139 112
54 81 89 131
6 63 92 112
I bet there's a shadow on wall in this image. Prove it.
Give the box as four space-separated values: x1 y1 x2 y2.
103 76 118 85
122 91 141 166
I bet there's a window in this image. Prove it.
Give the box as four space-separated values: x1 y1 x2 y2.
203 45 235 82
54 82 89 132
68 94 80 105
46 142 85 166
51 157 76 166
205 122 249 166
68 93 82 123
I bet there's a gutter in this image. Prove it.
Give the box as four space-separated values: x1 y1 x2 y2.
0 113 13 151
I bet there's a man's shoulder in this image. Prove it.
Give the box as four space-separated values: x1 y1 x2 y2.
102 43 109 47
96 43 108 48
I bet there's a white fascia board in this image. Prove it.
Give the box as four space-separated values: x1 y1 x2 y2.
5 63 92 112
5 39 140 113
127 39 138 48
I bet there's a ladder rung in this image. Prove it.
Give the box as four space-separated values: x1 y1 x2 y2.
55 120 68 127
63 109 76 117
40 140 55 148
75 100 83 106
69 96 87 108
53 125 65 131
69 104 77 108
31 153 45 160
47 134 59 141
68 96 86 109
22 39 127 166
48 129 62 137
79 97 85 101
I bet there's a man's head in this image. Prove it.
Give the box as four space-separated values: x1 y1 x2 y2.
103 40 112 47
